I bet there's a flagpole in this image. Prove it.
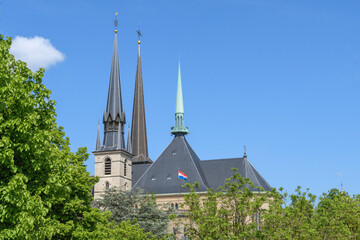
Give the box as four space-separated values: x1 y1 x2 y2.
177 168 180 201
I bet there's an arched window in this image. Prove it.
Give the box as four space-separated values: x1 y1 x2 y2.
124 160 127 176
175 203 178 210
104 158 111 175
105 181 110 190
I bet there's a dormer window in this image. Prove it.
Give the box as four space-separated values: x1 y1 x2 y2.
151 176 156 181
104 158 111 175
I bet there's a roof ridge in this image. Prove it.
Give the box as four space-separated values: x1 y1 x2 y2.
182 136 208 188
246 159 272 190
201 157 244 162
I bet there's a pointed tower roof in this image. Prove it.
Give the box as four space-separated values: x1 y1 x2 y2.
131 32 150 162
126 126 132 154
95 123 101 151
105 31 124 121
171 61 188 135
102 26 126 151
175 62 184 114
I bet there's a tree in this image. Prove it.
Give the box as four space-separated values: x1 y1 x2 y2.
0 35 155 239
94 188 173 238
180 169 271 240
262 186 317 239
180 170 360 240
315 189 360 239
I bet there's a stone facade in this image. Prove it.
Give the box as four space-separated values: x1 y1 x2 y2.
93 150 133 200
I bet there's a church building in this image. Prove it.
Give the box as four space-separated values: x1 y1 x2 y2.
93 26 271 202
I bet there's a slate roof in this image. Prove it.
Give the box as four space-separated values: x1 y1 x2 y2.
132 163 151 183
200 158 272 191
132 135 208 194
132 135 271 194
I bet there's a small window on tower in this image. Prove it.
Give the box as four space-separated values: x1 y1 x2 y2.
124 160 127 176
105 181 110 190
104 158 111 175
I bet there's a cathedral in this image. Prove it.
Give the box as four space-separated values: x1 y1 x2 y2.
92 27 271 203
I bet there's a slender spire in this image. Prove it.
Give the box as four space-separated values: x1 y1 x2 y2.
171 61 188 135
102 14 126 150
127 126 132 154
96 123 101 151
131 28 149 157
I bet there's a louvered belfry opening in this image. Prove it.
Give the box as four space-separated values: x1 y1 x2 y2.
104 158 111 175
124 160 127 176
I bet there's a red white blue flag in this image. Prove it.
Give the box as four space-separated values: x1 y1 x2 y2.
178 170 188 181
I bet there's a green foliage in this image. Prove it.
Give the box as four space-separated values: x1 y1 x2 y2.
181 170 360 240
181 169 270 240
315 189 360 239
262 186 317 239
94 188 172 238
0 35 153 239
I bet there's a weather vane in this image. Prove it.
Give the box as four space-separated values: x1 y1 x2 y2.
114 12 119 28
136 25 143 41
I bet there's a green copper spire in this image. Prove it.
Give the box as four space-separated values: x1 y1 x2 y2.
175 62 184 114
171 61 188 135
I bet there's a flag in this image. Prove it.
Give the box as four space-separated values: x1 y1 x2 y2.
178 170 188 181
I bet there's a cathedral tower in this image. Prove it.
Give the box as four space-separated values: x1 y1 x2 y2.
93 22 132 199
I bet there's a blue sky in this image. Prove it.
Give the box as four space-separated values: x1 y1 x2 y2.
1 0 360 197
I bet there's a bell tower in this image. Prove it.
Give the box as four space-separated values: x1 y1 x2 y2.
93 14 132 199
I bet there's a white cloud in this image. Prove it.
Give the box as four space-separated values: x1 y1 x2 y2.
10 36 65 71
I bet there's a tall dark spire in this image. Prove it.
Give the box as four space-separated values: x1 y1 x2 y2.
102 23 126 150
131 28 149 158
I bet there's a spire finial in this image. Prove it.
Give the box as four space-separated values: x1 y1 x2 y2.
114 12 118 33
243 145 247 158
171 60 188 135
136 25 142 44
341 181 344 193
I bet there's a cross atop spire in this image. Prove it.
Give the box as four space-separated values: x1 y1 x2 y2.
114 12 118 33
171 61 188 135
136 25 143 56
136 25 142 41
